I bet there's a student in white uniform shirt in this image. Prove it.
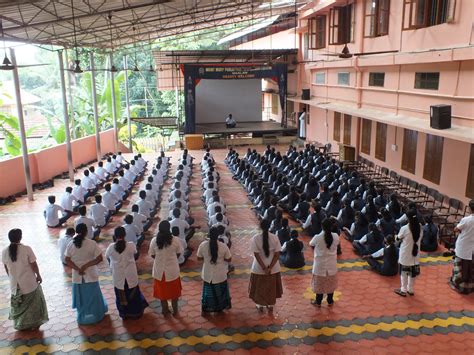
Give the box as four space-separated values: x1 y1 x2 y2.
74 206 100 240
58 228 75 265
105 157 117 175
111 155 121 170
124 164 136 184
60 186 79 214
95 161 109 181
197 226 232 314
105 226 148 319
131 204 150 234
118 170 132 190
137 190 154 218
203 183 216 203
111 178 127 200
72 179 87 204
145 184 159 208
44 195 70 228
116 151 128 165
65 223 108 325
123 215 144 249
169 201 194 225
88 166 103 186
151 169 164 187
450 200 474 294
102 183 122 214
2 228 49 330
81 170 98 196
90 195 110 228
394 210 423 297
129 160 141 177
207 196 225 217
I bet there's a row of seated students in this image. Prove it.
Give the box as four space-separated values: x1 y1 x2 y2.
167 149 200 264
225 144 439 276
45 152 170 261
201 149 234 272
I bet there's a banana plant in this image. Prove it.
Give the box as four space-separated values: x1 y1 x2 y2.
0 88 22 156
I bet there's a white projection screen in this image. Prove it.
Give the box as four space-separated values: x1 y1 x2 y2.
195 79 262 124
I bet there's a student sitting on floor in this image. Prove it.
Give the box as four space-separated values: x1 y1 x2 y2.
270 210 283 234
343 212 370 242
303 203 327 236
353 223 384 256
137 190 155 219
289 194 311 223
74 205 99 240
337 200 355 230
377 208 398 237
421 215 439 252
131 204 151 234
123 214 144 248
103 183 122 214
262 198 279 222
61 186 79 214
72 179 87 204
172 226 191 265
362 235 398 276
276 218 292 246
90 194 110 229
280 230 305 269
44 195 70 228
324 191 342 218
170 208 198 244
58 227 75 265
279 186 299 212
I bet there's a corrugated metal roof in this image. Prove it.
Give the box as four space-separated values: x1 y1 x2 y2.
0 0 308 49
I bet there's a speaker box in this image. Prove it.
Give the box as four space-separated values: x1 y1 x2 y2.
430 104 451 130
301 89 310 100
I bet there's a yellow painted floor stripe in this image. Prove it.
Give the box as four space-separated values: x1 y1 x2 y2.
3 315 473 354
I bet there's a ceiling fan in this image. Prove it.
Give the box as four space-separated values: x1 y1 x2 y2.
0 20 50 71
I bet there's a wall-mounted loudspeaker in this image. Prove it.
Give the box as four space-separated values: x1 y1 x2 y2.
430 104 451 130
301 89 310 100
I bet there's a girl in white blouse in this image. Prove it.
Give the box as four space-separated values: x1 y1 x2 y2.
2 229 48 330
395 210 423 297
105 227 149 319
248 219 283 312
309 219 339 306
148 221 184 315
65 223 108 324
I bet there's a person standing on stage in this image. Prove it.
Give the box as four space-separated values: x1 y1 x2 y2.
225 114 236 128
298 107 306 140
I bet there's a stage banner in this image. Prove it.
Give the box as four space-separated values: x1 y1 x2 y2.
183 63 288 133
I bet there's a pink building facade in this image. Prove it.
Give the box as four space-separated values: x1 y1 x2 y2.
288 0 473 204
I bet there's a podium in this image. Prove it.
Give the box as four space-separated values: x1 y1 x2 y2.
185 134 204 150
339 144 356 161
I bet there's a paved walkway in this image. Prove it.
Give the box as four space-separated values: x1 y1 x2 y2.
0 147 472 354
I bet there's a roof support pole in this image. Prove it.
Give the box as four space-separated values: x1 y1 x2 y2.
123 55 133 152
90 52 102 161
58 50 75 182
10 48 33 201
64 50 76 139
109 52 119 153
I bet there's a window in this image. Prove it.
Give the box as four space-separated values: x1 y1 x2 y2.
337 72 350 86
402 129 418 174
375 122 387 161
271 94 279 115
361 119 372 154
402 0 456 30
369 72 385 87
364 0 390 37
343 114 352 145
423 134 443 184
466 144 474 198
415 72 439 90
309 16 326 49
329 4 354 45
303 33 309 60
333 112 341 142
314 72 326 84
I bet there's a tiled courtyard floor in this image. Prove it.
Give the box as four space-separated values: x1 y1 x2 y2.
0 147 473 354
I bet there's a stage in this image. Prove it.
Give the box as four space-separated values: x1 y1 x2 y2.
191 121 297 137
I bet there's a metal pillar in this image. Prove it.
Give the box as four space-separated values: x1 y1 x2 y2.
90 52 101 161
58 50 75 182
109 53 119 152
123 55 133 152
10 48 33 200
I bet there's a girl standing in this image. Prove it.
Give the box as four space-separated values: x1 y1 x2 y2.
148 221 184 315
197 227 232 314
2 229 48 330
105 227 149 319
65 223 108 324
309 219 339 306
395 210 423 297
249 220 283 312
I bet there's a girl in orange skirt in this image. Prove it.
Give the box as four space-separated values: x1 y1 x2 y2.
148 221 184 315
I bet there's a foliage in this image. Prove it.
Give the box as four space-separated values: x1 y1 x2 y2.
0 85 22 156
